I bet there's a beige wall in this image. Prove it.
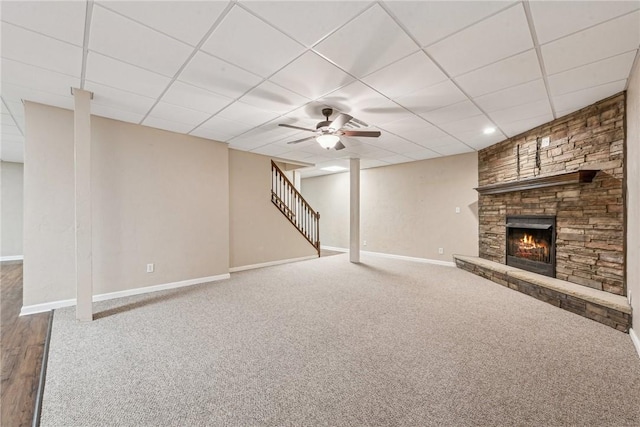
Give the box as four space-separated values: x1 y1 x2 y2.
302 152 479 262
627 58 640 333
23 102 229 306
1 161 24 257
229 149 317 268
299 172 350 249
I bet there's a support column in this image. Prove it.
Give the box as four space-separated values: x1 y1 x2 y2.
350 158 360 263
72 88 93 322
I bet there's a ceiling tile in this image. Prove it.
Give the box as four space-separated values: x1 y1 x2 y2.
276 150 315 162
488 99 552 124
379 115 436 134
216 101 280 127
548 51 637 96
394 80 467 114
2 100 25 119
320 81 388 113
98 1 229 46
1 140 24 163
85 52 171 99
1 23 82 77
404 148 441 161
239 81 309 115
360 159 390 169
162 81 232 115
2 124 22 136
142 116 194 134
430 142 474 157
269 51 354 99
198 115 255 134
1 0 86 46
89 5 194 77
365 133 422 154
498 113 554 138
474 79 548 113
1 58 80 97
84 80 157 114
1 113 15 127
420 100 483 125
379 154 414 164
251 143 292 157
553 80 627 115
414 134 463 150
200 6 305 78
189 126 234 143
353 100 412 126
385 1 510 47
314 4 419 78
362 51 448 99
148 101 212 127
439 114 497 136
2 82 74 111
1 132 25 143
530 1 640 45
90 104 146 125
426 3 533 76
455 129 507 150
454 49 542 98
542 11 640 75
177 52 262 100
241 1 369 47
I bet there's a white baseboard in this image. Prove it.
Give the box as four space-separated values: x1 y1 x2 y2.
630 328 640 359
229 255 317 273
20 273 230 316
320 245 349 253
320 245 455 267
1 255 23 262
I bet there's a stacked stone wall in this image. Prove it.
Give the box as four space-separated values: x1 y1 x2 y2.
478 93 625 295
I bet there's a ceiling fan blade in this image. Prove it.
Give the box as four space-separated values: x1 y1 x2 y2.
342 130 381 138
278 123 316 132
334 141 346 150
286 135 316 145
328 113 353 131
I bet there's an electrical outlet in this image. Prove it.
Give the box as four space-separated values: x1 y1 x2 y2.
541 136 550 147
455 207 460 214
438 248 444 255
146 263 154 273
363 240 367 246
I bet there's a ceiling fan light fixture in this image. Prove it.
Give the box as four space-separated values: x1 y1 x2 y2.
316 134 340 149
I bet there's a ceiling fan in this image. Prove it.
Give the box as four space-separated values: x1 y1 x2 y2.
278 108 381 150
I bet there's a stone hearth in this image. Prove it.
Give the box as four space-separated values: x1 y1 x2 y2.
454 255 631 332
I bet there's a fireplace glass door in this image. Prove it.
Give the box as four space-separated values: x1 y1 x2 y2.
505 216 556 277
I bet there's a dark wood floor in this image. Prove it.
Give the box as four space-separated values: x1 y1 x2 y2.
1 261 50 427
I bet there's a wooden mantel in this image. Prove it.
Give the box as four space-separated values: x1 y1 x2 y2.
475 170 599 195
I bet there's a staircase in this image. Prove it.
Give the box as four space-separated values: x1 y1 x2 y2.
271 160 320 256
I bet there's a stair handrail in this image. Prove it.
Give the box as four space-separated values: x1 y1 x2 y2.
271 160 320 256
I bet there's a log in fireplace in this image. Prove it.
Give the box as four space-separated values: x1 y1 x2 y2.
505 215 556 277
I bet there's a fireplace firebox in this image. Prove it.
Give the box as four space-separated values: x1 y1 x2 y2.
505 215 556 277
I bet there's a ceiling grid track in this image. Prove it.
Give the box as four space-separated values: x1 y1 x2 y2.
79 0 94 90
377 0 501 152
137 1 237 125
522 1 558 120
1 96 25 135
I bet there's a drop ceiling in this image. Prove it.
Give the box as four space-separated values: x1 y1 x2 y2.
1 1 639 177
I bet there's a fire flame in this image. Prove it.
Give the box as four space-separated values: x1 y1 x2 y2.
520 233 538 249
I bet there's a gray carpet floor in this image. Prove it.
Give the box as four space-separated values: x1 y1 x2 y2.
41 254 640 426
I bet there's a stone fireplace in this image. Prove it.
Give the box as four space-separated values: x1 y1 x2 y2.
476 93 626 296
506 215 555 277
